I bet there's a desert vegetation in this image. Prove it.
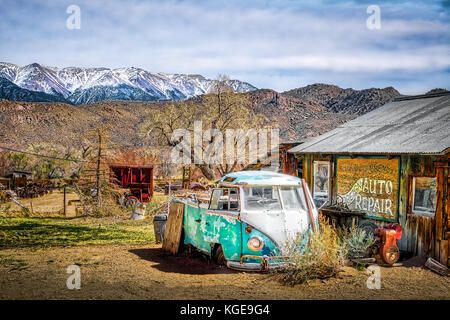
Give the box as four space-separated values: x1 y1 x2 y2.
273 217 378 286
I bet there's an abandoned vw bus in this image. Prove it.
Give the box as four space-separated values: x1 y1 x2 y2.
172 171 319 271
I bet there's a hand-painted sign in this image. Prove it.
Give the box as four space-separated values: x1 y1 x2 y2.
336 158 399 221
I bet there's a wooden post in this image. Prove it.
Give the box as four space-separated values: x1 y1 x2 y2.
434 166 445 261
162 202 185 255
96 131 102 207
63 187 67 216
167 181 171 214
440 240 448 266
435 167 444 241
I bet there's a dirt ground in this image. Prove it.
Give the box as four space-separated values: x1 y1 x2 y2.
1 190 80 216
0 243 448 300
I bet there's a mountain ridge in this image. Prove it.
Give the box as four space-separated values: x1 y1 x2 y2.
283 83 401 115
0 62 257 104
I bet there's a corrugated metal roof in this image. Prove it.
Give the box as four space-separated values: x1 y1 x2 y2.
289 92 450 155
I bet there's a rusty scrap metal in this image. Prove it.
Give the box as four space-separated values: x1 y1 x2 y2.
425 258 449 276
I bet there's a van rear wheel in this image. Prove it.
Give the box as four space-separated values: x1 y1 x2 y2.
214 245 226 266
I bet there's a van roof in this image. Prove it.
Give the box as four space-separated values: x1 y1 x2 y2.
218 170 302 187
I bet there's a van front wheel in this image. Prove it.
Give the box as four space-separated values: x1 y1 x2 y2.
214 245 226 266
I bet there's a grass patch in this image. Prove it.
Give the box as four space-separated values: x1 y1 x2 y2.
0 216 155 248
0 256 28 271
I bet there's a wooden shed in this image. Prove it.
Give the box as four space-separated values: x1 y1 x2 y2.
6 170 33 189
285 91 450 266
109 165 154 202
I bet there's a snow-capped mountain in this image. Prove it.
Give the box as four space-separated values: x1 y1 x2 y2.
0 62 257 104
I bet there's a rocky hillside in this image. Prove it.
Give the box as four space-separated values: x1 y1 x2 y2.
246 89 352 141
0 99 167 149
0 88 359 149
283 83 401 115
0 84 413 150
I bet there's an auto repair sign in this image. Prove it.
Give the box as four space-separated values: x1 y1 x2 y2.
336 158 399 221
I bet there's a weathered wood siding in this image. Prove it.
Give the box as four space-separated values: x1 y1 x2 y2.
287 152 449 265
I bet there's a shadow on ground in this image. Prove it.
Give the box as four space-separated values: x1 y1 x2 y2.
129 247 236 275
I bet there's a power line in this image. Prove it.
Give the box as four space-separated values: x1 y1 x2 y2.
0 145 162 166
0 145 87 162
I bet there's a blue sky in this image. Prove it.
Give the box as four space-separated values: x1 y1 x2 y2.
0 0 449 94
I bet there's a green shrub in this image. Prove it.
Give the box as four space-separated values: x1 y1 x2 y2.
341 226 375 259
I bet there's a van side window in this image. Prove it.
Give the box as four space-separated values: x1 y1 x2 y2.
209 188 239 211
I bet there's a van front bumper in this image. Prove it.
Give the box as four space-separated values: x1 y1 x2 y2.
226 255 291 272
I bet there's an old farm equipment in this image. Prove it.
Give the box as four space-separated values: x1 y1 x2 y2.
373 223 403 265
109 165 154 204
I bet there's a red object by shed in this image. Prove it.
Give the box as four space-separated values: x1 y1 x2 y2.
110 165 153 202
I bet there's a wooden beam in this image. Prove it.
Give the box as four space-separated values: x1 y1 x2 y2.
434 161 449 168
440 240 448 266
435 167 444 241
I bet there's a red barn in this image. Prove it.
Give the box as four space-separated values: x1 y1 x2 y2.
109 165 153 202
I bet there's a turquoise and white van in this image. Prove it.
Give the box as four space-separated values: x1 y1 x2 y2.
173 171 319 271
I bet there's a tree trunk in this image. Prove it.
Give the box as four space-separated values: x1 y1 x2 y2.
197 164 216 181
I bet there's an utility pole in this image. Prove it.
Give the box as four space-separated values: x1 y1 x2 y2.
63 186 66 216
95 130 102 208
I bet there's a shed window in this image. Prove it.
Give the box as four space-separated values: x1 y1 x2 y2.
412 177 437 217
313 161 330 206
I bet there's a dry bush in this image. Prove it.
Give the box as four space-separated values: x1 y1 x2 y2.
72 184 128 218
274 216 347 286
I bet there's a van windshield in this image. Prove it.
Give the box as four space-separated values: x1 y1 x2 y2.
279 187 306 211
243 187 281 211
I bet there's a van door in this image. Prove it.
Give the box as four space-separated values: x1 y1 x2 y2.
183 204 203 249
201 188 242 260
278 186 310 240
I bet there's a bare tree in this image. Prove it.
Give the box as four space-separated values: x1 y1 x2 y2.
140 75 268 180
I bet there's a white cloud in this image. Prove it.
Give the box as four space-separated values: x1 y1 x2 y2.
0 0 448 92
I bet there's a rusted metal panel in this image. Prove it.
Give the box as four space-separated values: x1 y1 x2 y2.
336 157 400 222
281 152 298 176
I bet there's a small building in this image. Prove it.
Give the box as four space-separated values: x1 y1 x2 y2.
286 91 450 266
243 143 301 172
10 170 33 179
7 170 33 189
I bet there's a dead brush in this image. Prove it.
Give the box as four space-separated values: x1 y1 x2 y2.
273 216 347 286
72 183 128 217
